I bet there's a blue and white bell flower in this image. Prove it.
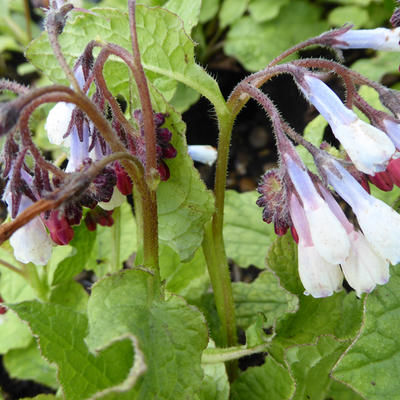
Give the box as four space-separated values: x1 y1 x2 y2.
298 74 395 175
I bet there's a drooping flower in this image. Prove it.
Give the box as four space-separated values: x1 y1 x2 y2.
289 193 343 298
2 170 53 265
333 27 400 51
319 183 389 296
322 159 400 265
297 74 395 174
283 152 350 265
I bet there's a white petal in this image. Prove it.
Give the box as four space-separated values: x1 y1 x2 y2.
188 145 217 166
335 28 400 51
304 199 350 265
98 187 125 210
9 217 53 265
355 198 400 264
45 102 74 146
333 120 395 174
298 244 343 298
341 230 389 297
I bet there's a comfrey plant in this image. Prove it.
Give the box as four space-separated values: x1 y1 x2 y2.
2 0 400 398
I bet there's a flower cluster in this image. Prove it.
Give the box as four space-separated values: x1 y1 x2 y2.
257 26 400 297
1 53 176 265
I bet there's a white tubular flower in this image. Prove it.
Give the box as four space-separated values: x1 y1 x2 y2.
299 74 395 174
3 192 52 266
44 101 74 145
188 145 217 166
341 230 389 297
324 160 400 264
290 194 343 298
334 27 400 51
298 245 344 298
285 155 350 264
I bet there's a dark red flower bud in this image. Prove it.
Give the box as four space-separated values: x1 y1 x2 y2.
162 143 177 159
115 162 132 196
369 171 393 192
387 157 400 187
44 211 74 245
158 161 170 181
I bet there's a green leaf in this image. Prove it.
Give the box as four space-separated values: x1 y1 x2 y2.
164 0 201 33
199 340 230 400
159 245 209 303
231 356 295 400
333 267 400 400
0 311 32 354
154 95 215 261
0 249 35 353
219 0 249 28
51 223 96 285
169 81 201 113
4 340 58 389
10 301 140 400
223 190 275 269
27 6 226 112
86 269 209 399
92 202 137 277
276 291 363 346
225 1 328 71
49 280 89 312
233 270 298 330
199 0 220 23
326 380 365 400
266 233 302 295
328 6 369 28
352 51 400 82
285 336 350 400
21 396 58 400
248 0 289 23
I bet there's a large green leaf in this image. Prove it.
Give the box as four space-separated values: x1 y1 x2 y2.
152 93 215 261
225 1 328 71
4 340 58 389
0 248 35 353
26 5 226 111
164 0 201 33
10 301 140 400
86 269 209 399
231 356 295 400
333 267 400 400
159 245 209 303
50 223 96 285
276 291 363 346
223 190 275 269
285 336 350 400
233 270 298 329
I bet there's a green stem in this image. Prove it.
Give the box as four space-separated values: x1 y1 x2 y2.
24 264 49 301
202 343 269 364
23 0 32 42
202 222 238 381
111 206 122 273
